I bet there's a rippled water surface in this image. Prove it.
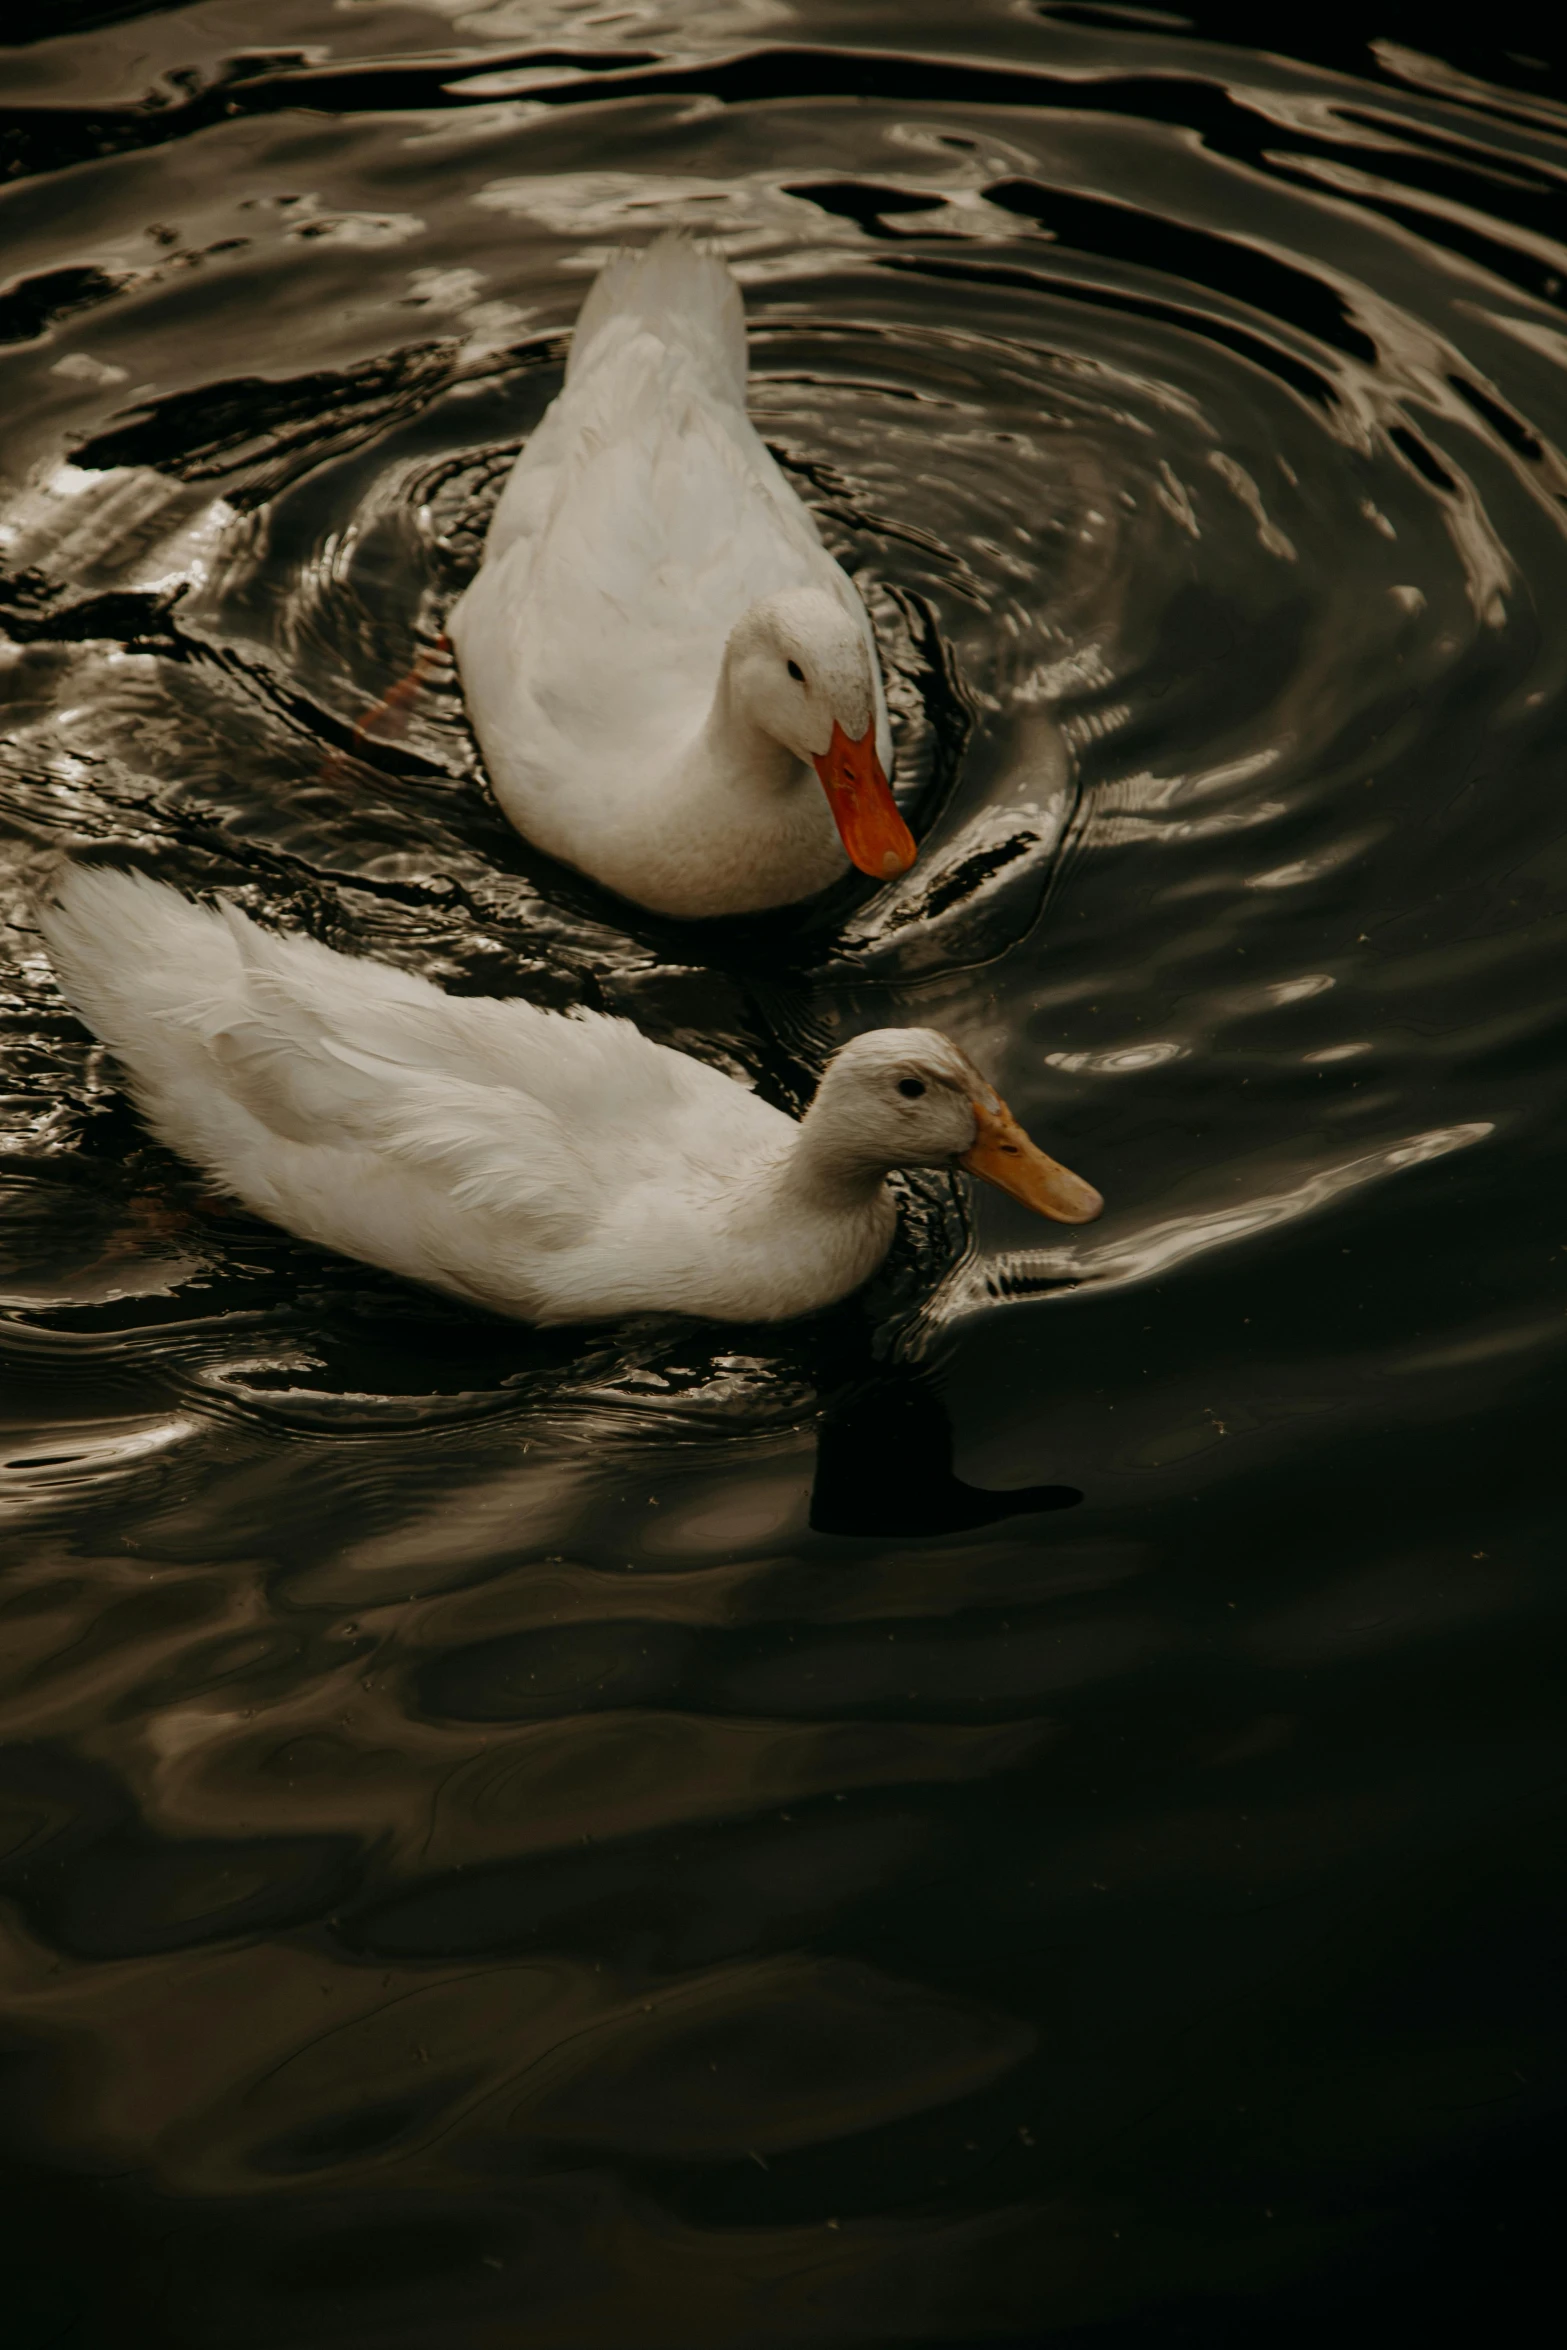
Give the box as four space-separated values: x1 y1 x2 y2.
3 3 1567 2342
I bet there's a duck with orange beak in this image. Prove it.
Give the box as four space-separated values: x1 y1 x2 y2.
449 234 919 920
39 869 1101 1328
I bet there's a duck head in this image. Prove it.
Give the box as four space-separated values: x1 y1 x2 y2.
723 587 916 880
800 1029 1104 1220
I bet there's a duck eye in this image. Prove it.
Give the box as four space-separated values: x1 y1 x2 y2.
786 659 805 683
897 1077 927 1100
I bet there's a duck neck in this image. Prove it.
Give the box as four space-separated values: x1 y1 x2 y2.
778 1107 897 1218
692 658 806 807
622 631 847 918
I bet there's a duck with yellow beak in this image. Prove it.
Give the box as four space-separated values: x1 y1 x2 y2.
39 871 1101 1327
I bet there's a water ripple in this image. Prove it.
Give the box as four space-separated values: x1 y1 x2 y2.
3 3 1566 2339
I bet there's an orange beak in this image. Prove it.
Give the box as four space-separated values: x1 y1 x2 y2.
811 720 916 881
961 1094 1103 1224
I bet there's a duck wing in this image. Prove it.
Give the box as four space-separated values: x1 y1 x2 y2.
38 872 582 1246
205 897 761 1167
480 231 752 574
39 870 775 1255
567 231 748 404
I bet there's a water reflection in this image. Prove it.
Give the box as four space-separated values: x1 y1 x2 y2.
810 1367 1081 1531
3 0 1567 2340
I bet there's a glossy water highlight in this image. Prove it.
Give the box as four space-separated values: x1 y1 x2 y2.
2 4 1566 2344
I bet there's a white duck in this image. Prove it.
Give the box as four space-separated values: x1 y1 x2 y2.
448 232 915 920
40 868 1101 1326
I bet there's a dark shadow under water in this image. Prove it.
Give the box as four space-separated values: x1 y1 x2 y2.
3 2 1567 2345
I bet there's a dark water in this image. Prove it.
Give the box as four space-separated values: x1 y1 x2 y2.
3 3 1566 2342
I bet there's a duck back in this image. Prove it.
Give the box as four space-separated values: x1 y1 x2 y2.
566 229 747 404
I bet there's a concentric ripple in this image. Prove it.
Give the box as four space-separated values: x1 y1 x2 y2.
3 4 1567 2342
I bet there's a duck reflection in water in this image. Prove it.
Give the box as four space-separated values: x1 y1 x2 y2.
810 1367 1081 1537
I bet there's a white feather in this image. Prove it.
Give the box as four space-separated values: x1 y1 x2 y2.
40 868 1029 1326
450 233 899 919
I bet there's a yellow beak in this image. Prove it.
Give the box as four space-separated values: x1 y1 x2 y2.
961 1094 1103 1224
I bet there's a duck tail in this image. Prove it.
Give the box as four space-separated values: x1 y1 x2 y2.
36 865 246 1056
567 228 747 404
